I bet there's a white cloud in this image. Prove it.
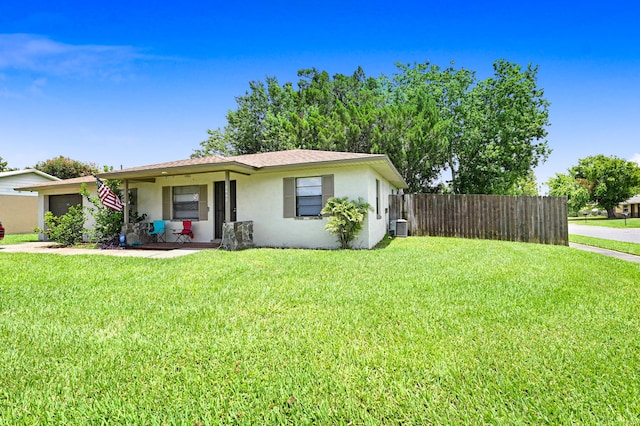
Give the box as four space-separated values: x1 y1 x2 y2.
630 153 640 165
0 33 146 80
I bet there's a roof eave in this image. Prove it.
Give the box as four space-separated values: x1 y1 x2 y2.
255 155 408 188
98 161 257 180
16 179 96 192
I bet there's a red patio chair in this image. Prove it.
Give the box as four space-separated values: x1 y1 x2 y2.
173 220 194 243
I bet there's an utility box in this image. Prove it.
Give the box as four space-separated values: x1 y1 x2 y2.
395 219 408 238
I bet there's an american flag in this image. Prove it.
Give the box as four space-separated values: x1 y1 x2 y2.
96 177 123 211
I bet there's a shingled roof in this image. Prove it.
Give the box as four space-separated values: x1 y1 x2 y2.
621 194 640 204
227 150 381 168
99 149 407 187
14 175 95 192
16 150 408 190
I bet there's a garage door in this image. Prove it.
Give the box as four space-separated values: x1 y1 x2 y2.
49 194 82 217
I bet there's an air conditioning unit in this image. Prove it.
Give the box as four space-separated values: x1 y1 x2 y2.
390 219 408 238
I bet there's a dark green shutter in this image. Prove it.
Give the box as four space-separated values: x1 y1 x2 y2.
162 186 171 220
283 177 295 218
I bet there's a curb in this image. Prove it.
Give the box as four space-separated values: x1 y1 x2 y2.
569 242 640 264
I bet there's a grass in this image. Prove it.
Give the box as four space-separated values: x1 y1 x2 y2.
1 237 639 424
569 234 640 256
569 216 640 228
0 233 38 245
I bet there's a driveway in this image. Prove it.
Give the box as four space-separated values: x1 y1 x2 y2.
0 242 204 258
568 223 640 244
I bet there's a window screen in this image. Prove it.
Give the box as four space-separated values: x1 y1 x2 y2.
296 177 323 216
172 185 200 219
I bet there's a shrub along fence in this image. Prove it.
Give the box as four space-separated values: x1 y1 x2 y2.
389 194 568 245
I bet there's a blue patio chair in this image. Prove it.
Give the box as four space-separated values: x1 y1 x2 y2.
148 220 166 242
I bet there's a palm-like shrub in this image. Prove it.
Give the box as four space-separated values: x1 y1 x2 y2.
321 197 372 249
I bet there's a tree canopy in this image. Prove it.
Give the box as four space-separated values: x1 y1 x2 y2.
33 156 98 180
0 156 18 172
548 155 640 217
547 172 590 214
194 60 551 194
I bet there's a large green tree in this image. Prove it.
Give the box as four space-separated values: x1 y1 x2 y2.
455 60 550 194
33 156 98 180
393 60 550 194
195 60 551 194
548 155 640 217
373 89 449 192
547 172 590 213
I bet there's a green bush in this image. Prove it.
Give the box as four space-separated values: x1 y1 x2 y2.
321 197 372 249
81 180 124 246
89 206 124 246
34 205 86 246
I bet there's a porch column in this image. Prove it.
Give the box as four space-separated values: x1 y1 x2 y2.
225 171 231 223
123 179 129 223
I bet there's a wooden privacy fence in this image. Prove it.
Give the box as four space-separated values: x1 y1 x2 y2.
389 194 568 245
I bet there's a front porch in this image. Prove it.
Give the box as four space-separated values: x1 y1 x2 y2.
121 220 253 251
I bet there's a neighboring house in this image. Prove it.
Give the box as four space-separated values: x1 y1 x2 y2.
17 150 407 249
0 169 60 234
619 195 640 218
16 175 99 239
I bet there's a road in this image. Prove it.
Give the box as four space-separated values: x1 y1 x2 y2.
568 223 640 244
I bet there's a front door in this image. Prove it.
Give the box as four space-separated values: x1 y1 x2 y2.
214 180 236 239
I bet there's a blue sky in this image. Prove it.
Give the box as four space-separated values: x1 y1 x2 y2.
1 1 639 191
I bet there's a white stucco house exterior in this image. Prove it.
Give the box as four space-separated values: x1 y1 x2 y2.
17 150 407 249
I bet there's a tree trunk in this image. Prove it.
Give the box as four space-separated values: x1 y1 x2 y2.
607 207 616 219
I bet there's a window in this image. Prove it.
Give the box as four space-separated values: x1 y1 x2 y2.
375 179 380 217
296 177 323 216
173 185 200 219
162 185 208 221
283 175 334 218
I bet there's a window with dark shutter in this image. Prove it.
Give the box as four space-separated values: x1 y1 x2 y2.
172 185 199 219
296 177 323 216
284 175 334 218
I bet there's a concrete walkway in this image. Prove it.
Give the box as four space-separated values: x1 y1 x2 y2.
569 242 640 263
0 241 207 258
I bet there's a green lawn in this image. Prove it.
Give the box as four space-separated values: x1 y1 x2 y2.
0 233 38 245
1 237 639 424
569 216 640 228
570 234 640 257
